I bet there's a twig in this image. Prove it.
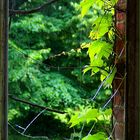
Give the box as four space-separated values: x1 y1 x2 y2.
9 0 59 15
10 45 82 70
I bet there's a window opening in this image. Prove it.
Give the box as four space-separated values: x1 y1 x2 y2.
8 0 127 140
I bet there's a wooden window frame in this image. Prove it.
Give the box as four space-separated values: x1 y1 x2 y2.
126 0 140 139
0 0 140 139
0 0 8 139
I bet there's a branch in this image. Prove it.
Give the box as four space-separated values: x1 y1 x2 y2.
9 0 59 15
9 94 66 114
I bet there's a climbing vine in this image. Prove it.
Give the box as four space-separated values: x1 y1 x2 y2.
8 0 124 139
69 0 119 139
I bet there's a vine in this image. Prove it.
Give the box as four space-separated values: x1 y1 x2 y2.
68 0 119 139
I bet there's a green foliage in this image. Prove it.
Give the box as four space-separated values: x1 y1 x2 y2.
83 40 113 74
8 0 117 138
67 0 118 139
80 0 117 88
80 0 96 17
69 108 99 127
9 1 99 127
69 108 112 127
9 40 87 119
111 0 118 5
82 132 107 140
89 14 112 39
101 67 117 88
68 108 112 139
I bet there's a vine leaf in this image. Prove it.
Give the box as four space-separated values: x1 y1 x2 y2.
88 41 112 64
80 0 95 17
80 0 104 17
101 67 117 88
108 27 114 41
83 66 92 74
68 113 81 128
68 108 112 128
111 0 118 6
82 132 107 140
104 108 112 116
82 41 113 75
68 109 99 127
89 14 112 39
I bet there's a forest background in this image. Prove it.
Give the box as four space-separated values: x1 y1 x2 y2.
8 0 117 139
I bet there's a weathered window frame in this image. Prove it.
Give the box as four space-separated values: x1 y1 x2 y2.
0 0 140 139
0 0 8 139
126 0 140 139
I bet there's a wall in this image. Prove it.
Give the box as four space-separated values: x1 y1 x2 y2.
113 0 126 139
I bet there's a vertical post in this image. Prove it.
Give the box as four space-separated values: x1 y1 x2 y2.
0 0 8 139
113 0 126 139
126 0 140 139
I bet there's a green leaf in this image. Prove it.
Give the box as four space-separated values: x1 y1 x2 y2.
83 40 113 76
88 40 113 67
68 113 82 128
108 27 114 41
69 109 100 127
82 108 99 123
80 0 95 17
90 14 112 39
83 66 92 74
104 108 112 116
82 132 107 140
101 67 117 88
111 0 118 6
80 0 104 17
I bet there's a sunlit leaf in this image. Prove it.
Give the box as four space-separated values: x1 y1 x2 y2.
101 67 117 88
80 0 104 17
89 14 112 39
68 113 82 127
104 108 112 116
108 27 114 41
111 0 118 6
82 132 107 140
83 66 92 74
69 109 100 127
88 40 113 66
80 0 95 17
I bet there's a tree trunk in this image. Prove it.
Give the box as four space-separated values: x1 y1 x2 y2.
0 0 8 139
